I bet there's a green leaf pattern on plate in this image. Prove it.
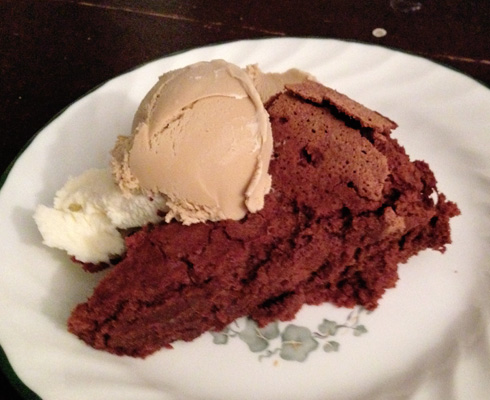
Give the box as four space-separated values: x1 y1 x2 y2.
211 306 369 362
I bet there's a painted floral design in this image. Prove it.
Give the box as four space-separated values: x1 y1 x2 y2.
211 306 369 362
279 324 319 361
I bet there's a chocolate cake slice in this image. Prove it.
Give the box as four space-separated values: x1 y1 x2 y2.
68 81 459 357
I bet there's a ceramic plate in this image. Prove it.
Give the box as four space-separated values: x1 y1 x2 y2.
0 38 489 400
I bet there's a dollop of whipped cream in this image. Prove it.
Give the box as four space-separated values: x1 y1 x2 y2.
34 168 166 263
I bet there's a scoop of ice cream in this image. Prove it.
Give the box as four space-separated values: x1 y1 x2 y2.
33 168 167 264
112 60 274 225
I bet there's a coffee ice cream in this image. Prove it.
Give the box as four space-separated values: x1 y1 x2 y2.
112 60 274 224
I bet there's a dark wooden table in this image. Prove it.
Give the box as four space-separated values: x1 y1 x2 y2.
0 0 488 398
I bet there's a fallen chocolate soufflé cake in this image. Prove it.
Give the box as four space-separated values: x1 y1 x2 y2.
68 80 460 357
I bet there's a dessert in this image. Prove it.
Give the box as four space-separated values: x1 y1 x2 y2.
34 60 310 266
64 75 459 357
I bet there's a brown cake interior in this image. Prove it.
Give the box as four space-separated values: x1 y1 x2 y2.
68 81 459 357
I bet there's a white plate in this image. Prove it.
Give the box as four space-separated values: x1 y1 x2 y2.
1 38 489 400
